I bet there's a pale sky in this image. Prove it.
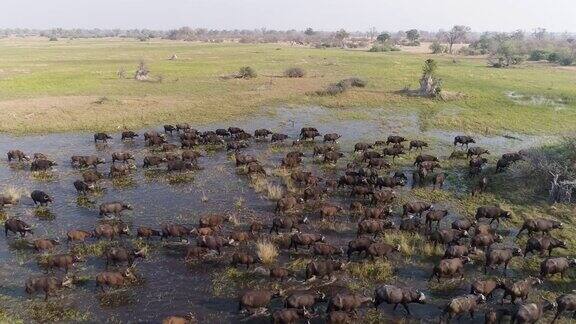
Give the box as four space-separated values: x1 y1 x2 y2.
2 0 575 32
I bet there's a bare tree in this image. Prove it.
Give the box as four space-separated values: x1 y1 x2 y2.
368 27 377 41
532 27 547 41
446 25 471 54
334 29 349 48
134 61 150 81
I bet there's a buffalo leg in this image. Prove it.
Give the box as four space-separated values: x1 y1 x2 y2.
403 303 411 315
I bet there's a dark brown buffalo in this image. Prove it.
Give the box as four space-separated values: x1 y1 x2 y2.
31 190 53 206
104 247 146 268
524 236 567 257
226 141 249 151
197 235 234 255
281 156 302 168
143 156 167 168
199 214 230 229
382 147 405 161
290 233 324 251
540 257 576 279
306 260 345 279
501 277 542 304
409 140 428 151
167 160 195 172
231 252 255 269
471 232 503 251
326 311 353 324
300 130 320 141
338 174 367 187
363 206 392 220
367 242 400 260
374 285 426 314
94 132 112 143
467 146 490 158
485 247 522 275
137 227 161 239
99 201 133 216
451 219 476 231
229 231 252 244
275 196 302 213
7 149 30 162
429 257 471 282
324 133 342 143
121 131 138 140
386 135 406 145
414 154 439 166
327 293 373 313
347 237 374 260
25 275 73 300
517 218 563 236
314 145 333 157
72 155 104 168
552 293 576 323
270 267 290 281
425 209 448 230
357 219 394 238
82 169 103 183
109 163 131 177
112 152 134 163
475 206 511 227
324 151 344 163
95 268 135 292
164 125 176 134
238 289 279 313
31 159 57 171
271 133 289 142
4 218 33 237
430 229 469 247
184 246 208 261
374 176 405 189
443 245 473 259
162 224 192 240
471 176 488 196
246 162 266 175
454 135 475 148
272 308 309 324
354 143 373 152
513 301 556 324
320 204 343 219
312 242 343 258
371 189 396 205
285 290 325 310
400 216 422 232
362 151 383 162
42 253 81 273
74 180 94 194
403 201 433 217
270 216 307 234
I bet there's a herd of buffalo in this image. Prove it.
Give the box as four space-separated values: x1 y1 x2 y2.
2 123 575 324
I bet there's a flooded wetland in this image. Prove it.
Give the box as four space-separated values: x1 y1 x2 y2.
0 106 573 324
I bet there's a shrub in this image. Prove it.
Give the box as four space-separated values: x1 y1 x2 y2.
256 240 278 264
559 56 574 66
337 77 367 88
237 66 257 79
547 52 561 62
284 67 305 78
48 37 58 42
529 50 549 61
368 44 400 52
430 41 446 54
316 77 367 96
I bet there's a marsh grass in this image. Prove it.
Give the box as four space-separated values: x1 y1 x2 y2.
30 302 91 322
112 176 137 189
256 240 279 265
347 259 395 290
2 186 26 204
34 207 56 220
211 267 261 298
72 241 117 257
166 172 194 185
31 171 57 182
99 290 135 308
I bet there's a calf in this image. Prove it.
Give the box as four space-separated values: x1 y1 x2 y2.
485 247 522 275
429 257 471 282
25 275 73 300
540 257 576 279
502 277 542 304
442 294 486 321
374 285 426 315
95 268 135 292
517 218 563 237
524 236 567 257
4 218 33 237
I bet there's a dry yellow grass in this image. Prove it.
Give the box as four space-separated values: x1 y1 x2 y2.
256 240 278 265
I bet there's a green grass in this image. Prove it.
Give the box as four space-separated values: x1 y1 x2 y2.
0 38 575 134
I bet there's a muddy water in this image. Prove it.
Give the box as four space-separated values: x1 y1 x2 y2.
0 107 557 323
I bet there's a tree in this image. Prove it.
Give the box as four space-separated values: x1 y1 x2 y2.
406 29 420 43
368 27 377 41
419 59 442 97
446 25 471 54
334 29 349 48
304 28 315 36
532 27 546 41
376 32 391 43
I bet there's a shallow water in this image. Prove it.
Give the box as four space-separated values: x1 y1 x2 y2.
0 106 560 323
